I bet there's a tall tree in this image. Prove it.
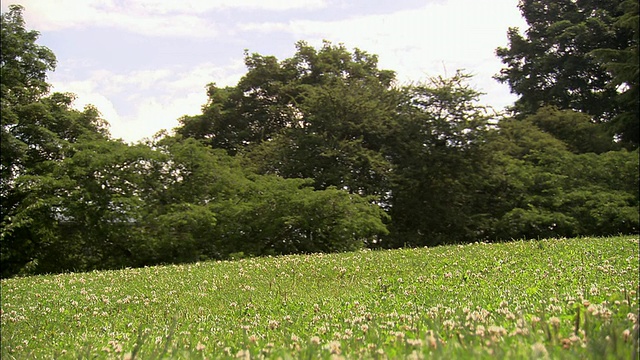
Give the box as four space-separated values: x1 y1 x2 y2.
1 4 57 203
385 72 493 246
177 41 400 197
495 0 638 148
589 0 639 146
0 5 56 107
0 6 110 276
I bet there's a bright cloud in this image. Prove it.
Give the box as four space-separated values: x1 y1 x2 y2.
48 61 245 142
8 0 216 37
6 0 328 37
245 1 510 62
241 0 527 108
50 80 123 137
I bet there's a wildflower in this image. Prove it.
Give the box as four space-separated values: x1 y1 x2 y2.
407 338 423 347
531 342 548 359
488 325 507 338
627 312 637 323
236 349 250 359
426 331 437 349
443 319 456 330
360 324 369 333
622 329 631 342
196 342 206 351
475 325 486 337
549 317 561 328
325 340 341 355
310 336 321 345
291 334 299 343
407 349 424 360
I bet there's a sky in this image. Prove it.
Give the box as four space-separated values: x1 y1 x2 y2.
2 0 529 143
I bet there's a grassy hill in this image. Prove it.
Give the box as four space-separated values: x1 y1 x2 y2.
1 236 638 359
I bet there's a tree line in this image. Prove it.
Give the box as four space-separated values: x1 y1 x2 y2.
1 1 638 277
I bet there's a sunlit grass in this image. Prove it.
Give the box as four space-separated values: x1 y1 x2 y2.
2 236 638 359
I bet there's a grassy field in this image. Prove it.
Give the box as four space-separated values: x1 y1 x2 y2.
1 236 638 359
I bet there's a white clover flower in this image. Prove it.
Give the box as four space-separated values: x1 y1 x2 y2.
531 342 548 359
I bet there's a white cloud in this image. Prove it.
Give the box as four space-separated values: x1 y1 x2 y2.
3 0 328 37
48 61 245 142
4 0 217 37
241 0 526 108
126 0 328 12
50 81 123 137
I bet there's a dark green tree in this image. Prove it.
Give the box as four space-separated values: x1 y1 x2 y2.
589 0 639 147
525 106 618 154
1 5 111 276
150 136 389 260
0 98 111 277
496 0 638 148
1 4 57 210
0 5 56 107
177 41 400 198
484 115 638 240
4 139 162 275
385 72 494 246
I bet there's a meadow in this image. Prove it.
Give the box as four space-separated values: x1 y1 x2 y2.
1 236 638 359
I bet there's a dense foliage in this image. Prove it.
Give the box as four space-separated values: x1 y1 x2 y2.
1 4 638 277
495 0 639 147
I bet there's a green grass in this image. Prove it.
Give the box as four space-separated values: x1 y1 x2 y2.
1 236 639 359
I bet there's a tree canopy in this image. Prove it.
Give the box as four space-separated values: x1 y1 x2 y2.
1 5 638 278
495 0 639 148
